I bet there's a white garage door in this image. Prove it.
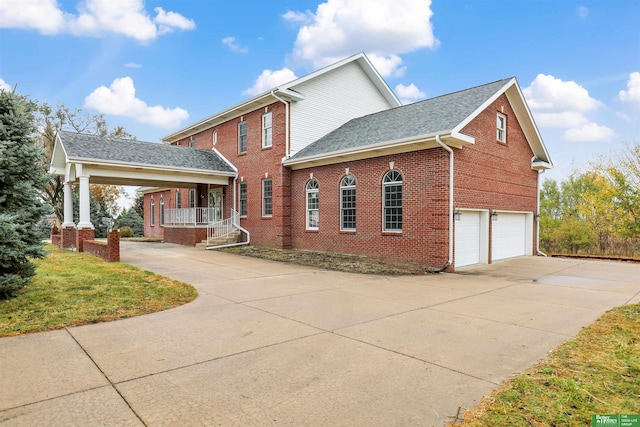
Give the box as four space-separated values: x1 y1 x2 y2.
455 210 481 267
492 212 527 261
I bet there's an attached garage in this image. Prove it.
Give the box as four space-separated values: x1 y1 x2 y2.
491 212 534 261
454 210 489 268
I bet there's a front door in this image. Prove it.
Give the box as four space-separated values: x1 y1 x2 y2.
208 188 223 222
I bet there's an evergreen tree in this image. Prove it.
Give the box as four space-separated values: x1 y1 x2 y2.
0 89 50 298
116 208 144 237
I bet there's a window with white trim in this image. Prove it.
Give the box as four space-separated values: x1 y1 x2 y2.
306 179 319 229
160 197 165 225
238 121 247 153
340 175 356 231
262 178 272 216
383 170 402 232
189 189 196 208
176 191 181 209
496 112 507 143
212 129 217 146
239 182 247 216
262 112 272 148
150 198 155 226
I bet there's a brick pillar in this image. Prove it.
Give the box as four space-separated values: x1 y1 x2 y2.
61 226 77 249
108 230 120 262
76 228 95 253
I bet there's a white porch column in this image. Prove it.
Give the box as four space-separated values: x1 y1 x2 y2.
77 175 94 229
62 181 75 227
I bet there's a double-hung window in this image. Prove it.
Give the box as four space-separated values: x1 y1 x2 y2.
239 182 247 216
262 112 272 148
238 121 247 153
176 191 181 209
262 178 272 216
496 113 507 143
383 170 402 232
189 189 196 208
306 179 319 230
159 197 165 225
340 175 356 231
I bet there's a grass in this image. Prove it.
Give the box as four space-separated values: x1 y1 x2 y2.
450 302 640 426
219 245 426 275
0 245 197 337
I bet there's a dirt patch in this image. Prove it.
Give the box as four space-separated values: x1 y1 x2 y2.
219 246 426 275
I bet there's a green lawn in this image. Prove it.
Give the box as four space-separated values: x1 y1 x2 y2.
452 303 640 426
0 245 197 336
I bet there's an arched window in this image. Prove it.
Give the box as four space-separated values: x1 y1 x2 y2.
306 179 319 230
383 170 402 231
212 129 217 146
160 196 165 225
340 175 356 231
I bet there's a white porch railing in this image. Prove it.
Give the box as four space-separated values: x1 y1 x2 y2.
164 208 211 226
207 208 240 240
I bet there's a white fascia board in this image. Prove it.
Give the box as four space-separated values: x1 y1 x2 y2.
211 146 238 173
532 160 553 170
505 83 554 166
451 78 516 135
66 157 238 178
282 132 471 169
162 92 274 143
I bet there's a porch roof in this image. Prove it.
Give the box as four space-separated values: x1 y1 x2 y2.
50 131 237 187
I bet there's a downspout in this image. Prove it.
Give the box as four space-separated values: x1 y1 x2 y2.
233 176 237 217
271 90 290 157
536 168 547 257
433 135 454 272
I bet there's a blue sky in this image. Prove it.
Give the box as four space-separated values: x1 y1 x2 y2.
1 0 639 187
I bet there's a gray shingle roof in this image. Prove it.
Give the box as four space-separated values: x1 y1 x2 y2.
59 131 235 174
289 78 512 160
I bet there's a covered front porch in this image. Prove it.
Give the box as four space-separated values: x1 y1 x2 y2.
49 131 248 251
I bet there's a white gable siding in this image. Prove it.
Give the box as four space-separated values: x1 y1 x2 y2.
289 61 394 156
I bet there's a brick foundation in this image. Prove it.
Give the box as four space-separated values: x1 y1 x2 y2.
163 226 207 246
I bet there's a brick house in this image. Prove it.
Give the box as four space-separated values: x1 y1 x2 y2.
53 52 551 271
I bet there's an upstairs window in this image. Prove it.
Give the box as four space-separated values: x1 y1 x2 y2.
262 178 272 216
212 130 217 146
306 179 319 230
262 112 272 148
383 170 402 232
239 182 247 216
238 121 247 153
340 175 356 231
496 113 507 143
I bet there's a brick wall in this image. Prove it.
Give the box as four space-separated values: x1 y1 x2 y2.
455 93 539 260
82 230 120 262
163 227 207 246
290 149 451 268
171 101 291 248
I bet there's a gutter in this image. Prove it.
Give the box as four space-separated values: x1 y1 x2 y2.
536 168 547 257
271 90 290 158
433 135 454 272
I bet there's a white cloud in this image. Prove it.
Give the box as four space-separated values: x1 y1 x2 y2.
395 83 425 105
84 77 189 128
124 62 142 68
0 0 194 41
524 74 613 143
523 74 602 111
577 6 589 19
0 0 66 35
222 36 248 53
564 123 614 142
285 0 438 77
368 54 406 78
242 68 297 96
618 71 640 104
0 77 11 92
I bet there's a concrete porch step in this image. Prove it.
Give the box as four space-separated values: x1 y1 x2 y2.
196 230 241 248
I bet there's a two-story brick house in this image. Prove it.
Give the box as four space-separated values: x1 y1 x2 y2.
141 52 552 271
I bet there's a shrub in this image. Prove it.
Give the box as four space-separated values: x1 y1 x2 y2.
120 226 134 238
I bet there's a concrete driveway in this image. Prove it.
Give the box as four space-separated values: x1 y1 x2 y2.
2 243 639 426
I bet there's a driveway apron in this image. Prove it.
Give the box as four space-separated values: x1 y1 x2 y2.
1 242 639 426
